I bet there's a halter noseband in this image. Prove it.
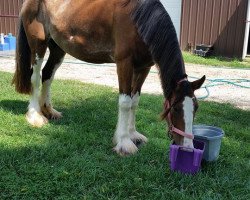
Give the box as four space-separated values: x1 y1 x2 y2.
165 78 194 140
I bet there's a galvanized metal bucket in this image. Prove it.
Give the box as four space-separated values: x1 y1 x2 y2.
193 125 224 162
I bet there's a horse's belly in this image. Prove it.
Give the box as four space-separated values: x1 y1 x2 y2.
61 39 114 63
51 28 114 64
68 51 114 64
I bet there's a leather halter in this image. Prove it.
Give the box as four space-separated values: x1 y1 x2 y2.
165 78 194 140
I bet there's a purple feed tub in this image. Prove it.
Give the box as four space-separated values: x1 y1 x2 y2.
169 140 205 174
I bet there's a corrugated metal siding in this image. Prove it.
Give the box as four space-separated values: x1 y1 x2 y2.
161 0 182 40
180 0 248 58
0 0 24 36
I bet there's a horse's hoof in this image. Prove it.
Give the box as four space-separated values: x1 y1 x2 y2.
26 110 48 127
41 106 62 120
113 138 138 156
130 132 148 146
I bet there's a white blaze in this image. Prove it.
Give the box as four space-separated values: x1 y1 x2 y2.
183 96 194 148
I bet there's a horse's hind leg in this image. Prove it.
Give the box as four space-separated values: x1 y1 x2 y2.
129 67 151 145
26 43 48 127
40 40 66 119
16 1 50 127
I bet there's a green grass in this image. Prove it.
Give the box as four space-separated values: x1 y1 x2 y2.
183 51 250 69
0 71 249 200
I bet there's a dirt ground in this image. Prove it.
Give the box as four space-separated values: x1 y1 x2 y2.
0 52 249 110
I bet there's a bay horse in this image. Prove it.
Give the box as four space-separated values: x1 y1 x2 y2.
12 0 205 156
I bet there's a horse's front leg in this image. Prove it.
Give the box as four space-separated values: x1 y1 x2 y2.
129 67 151 145
40 40 66 120
113 57 138 156
128 92 148 145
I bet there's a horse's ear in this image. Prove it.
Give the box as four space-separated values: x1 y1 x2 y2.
191 75 206 91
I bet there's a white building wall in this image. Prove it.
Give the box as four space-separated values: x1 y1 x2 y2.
160 0 182 40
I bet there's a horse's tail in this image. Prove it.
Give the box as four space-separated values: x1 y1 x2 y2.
12 18 32 94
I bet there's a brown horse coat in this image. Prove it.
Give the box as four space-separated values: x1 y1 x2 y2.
14 0 152 95
13 0 205 155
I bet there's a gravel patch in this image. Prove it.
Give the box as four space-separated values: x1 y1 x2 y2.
0 54 249 110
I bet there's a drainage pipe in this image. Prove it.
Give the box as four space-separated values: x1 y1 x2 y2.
242 0 250 59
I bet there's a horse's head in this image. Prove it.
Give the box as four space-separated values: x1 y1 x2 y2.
163 75 206 148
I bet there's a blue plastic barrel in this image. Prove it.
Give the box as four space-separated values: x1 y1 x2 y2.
4 33 16 50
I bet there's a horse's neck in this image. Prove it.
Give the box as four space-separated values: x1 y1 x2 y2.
158 56 186 98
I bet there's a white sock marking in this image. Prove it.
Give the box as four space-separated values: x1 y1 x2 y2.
129 92 140 134
29 54 43 112
114 94 138 154
183 96 194 148
115 94 132 143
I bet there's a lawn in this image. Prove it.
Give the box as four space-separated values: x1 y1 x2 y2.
0 71 249 200
183 52 250 69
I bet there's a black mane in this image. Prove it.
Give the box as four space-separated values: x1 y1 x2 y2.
132 0 186 98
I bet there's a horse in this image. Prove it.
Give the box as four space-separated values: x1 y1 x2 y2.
12 0 205 156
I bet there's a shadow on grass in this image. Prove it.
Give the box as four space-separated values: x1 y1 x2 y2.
0 93 170 199
0 100 27 115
